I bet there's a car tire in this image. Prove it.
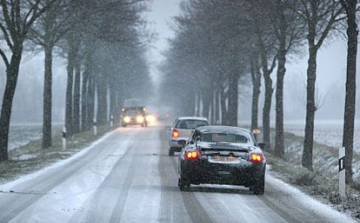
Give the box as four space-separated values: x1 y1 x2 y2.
178 175 188 191
253 173 265 195
169 147 175 156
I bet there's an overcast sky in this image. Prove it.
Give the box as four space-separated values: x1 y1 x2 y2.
144 0 182 85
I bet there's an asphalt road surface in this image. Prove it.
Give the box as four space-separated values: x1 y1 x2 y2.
0 124 357 223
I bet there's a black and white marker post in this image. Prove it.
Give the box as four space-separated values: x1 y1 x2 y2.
62 127 67 150
93 119 97 136
110 115 114 128
339 147 345 198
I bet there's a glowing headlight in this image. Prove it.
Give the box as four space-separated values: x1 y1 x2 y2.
146 115 155 122
136 116 144 123
124 116 131 123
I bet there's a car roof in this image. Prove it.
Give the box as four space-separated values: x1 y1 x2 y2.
177 117 209 121
196 125 251 134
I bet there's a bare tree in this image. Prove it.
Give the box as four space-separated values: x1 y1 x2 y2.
340 0 358 185
28 0 79 148
296 0 344 171
274 0 305 157
0 0 58 161
247 0 278 150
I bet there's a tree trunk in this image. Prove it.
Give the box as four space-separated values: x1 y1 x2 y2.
342 0 357 184
202 90 211 120
196 91 201 116
262 70 273 148
215 90 220 125
65 47 75 137
0 52 22 161
275 56 286 157
73 56 81 134
302 47 318 171
87 76 95 130
227 75 239 126
220 87 228 125
211 83 216 123
42 45 53 149
81 71 89 132
96 77 107 125
275 8 287 157
251 57 261 132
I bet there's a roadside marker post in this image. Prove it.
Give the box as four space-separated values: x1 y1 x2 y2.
62 127 67 150
339 147 346 198
94 119 97 136
110 115 114 128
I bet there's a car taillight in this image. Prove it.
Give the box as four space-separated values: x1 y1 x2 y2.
172 130 179 138
185 151 200 160
249 153 263 163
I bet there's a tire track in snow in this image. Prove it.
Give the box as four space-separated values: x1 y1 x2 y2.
158 127 214 223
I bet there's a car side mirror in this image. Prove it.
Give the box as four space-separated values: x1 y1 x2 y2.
258 143 266 149
178 139 187 146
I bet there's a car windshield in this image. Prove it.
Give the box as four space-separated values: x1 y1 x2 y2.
175 120 209 129
124 109 143 115
201 133 249 143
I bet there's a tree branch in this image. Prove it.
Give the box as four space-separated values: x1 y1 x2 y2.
0 48 10 69
0 21 13 50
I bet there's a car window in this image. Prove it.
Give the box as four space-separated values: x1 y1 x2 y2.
190 130 200 142
201 133 249 143
175 120 209 129
125 109 142 115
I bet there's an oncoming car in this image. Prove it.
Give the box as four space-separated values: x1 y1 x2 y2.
167 117 210 156
121 107 147 127
177 126 266 195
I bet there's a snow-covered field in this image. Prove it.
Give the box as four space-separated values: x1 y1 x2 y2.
284 120 360 153
8 123 62 151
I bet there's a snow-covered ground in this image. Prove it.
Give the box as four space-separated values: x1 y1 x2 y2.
284 119 360 153
8 123 62 151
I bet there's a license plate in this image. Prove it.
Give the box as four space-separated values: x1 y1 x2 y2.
218 170 231 175
209 155 240 163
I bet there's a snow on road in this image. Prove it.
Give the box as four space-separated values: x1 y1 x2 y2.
0 125 359 223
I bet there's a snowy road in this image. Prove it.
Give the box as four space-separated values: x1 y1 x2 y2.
0 125 358 223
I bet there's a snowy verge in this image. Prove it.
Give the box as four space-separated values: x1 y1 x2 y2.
0 129 117 190
266 173 359 223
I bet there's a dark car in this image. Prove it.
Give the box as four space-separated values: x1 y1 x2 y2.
177 126 266 195
121 107 147 127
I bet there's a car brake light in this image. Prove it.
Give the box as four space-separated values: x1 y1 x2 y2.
249 153 263 163
185 151 200 160
172 130 179 138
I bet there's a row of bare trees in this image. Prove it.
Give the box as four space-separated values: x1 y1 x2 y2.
160 0 357 184
0 0 152 162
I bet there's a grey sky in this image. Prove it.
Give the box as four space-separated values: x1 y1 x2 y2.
145 0 182 61
144 0 182 84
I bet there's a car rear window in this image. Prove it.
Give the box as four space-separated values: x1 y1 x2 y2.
201 133 249 143
175 120 209 129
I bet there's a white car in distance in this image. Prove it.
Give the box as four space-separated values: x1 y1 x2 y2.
167 117 210 156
